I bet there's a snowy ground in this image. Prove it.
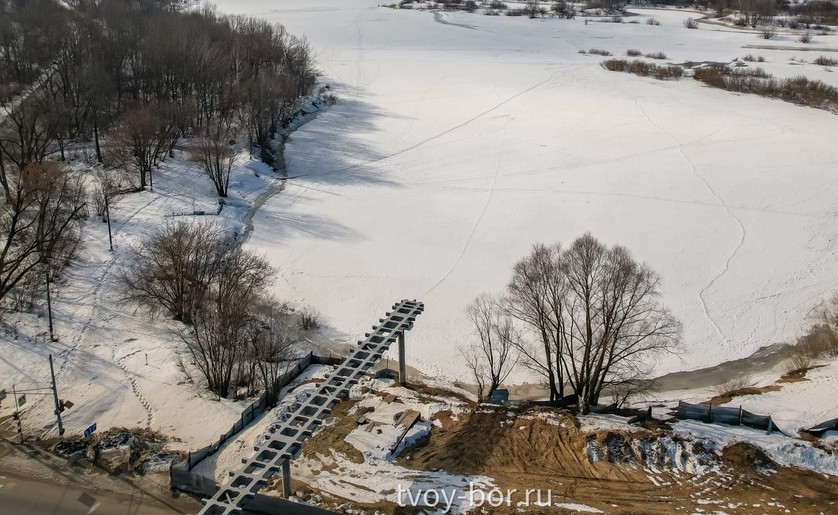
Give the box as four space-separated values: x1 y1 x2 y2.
0 137 299 444
212 0 838 384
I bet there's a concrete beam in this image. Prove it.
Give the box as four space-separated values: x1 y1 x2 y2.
198 299 424 515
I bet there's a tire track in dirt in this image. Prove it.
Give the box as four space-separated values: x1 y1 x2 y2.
634 99 745 343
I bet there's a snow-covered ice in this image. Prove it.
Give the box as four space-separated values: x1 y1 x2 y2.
214 0 838 383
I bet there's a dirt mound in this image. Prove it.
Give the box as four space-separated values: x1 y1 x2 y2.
396 405 838 514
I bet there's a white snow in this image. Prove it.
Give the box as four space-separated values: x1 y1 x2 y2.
0 149 278 445
210 0 838 385
673 419 838 477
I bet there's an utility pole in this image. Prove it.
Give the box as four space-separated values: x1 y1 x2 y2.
49 355 64 437
11 385 23 444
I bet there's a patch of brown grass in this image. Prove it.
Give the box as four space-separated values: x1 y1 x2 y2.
693 66 838 113
602 59 683 80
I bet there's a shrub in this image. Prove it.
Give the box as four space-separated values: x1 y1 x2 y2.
693 66 838 113
646 17 661 26
743 54 765 62
645 51 667 60
589 48 612 56
299 307 321 331
799 32 812 43
684 17 699 29
626 49 642 57
814 55 838 66
601 59 683 80
714 374 754 398
488 0 507 8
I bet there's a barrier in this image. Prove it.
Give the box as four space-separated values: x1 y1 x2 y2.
675 401 785 435
170 352 342 496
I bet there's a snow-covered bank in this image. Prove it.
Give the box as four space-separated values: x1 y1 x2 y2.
0 93 330 444
217 0 838 382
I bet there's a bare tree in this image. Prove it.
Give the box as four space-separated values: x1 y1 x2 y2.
499 235 680 412
182 242 274 397
461 293 518 402
246 298 296 407
0 162 86 304
560 234 681 413
190 121 237 197
505 243 568 402
120 220 227 323
107 105 178 190
525 0 541 18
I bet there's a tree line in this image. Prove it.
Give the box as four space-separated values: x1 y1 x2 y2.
461 233 681 413
0 0 316 309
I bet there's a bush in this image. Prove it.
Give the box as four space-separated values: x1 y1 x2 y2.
693 66 838 113
589 48 612 56
645 51 667 60
814 55 838 66
601 59 683 80
684 17 699 29
646 17 661 26
743 54 765 62
626 49 642 57
799 32 812 44
714 374 754 398
299 307 321 331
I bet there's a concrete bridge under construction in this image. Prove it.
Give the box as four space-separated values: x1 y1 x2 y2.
198 299 425 515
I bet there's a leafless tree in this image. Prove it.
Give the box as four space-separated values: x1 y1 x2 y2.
107 105 178 190
0 91 63 177
189 121 237 197
0 162 86 305
461 293 518 402
560 234 681 413
525 0 541 18
120 220 227 323
182 242 274 397
246 298 296 407
505 243 568 402
499 235 680 412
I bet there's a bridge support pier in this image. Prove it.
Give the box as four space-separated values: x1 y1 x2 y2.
281 459 292 497
398 332 407 386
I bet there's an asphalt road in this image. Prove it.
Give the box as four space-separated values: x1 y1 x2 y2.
0 469 185 515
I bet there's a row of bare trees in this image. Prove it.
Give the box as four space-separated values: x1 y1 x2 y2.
461 234 681 413
1 0 316 182
0 0 316 313
121 220 295 401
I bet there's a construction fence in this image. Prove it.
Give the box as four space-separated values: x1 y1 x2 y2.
170 352 342 497
675 401 786 435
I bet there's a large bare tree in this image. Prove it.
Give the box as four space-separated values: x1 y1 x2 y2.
498 234 680 412
505 243 568 402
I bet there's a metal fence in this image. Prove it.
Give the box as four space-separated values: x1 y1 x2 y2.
170 352 341 496
675 401 785 435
